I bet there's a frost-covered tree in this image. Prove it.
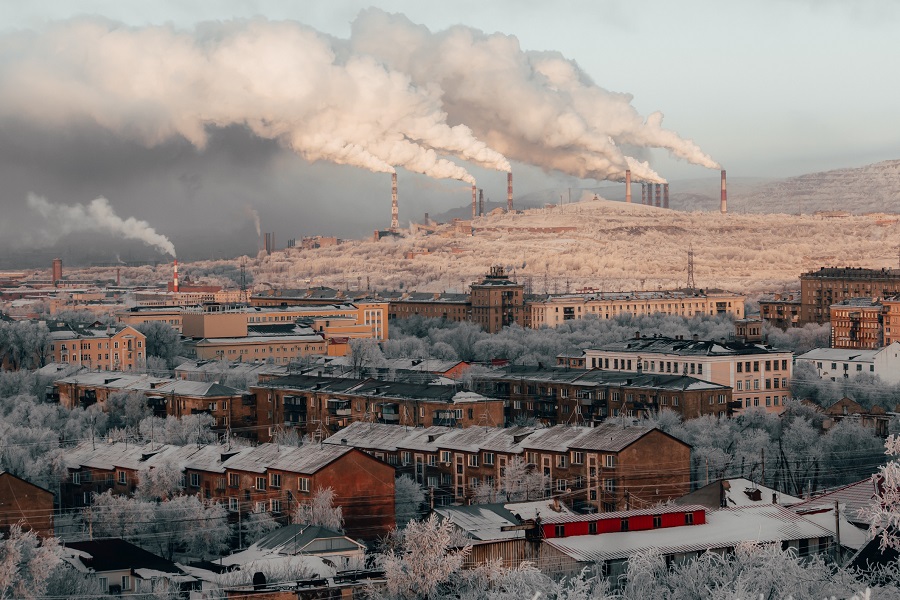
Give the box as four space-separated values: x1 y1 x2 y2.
293 487 344 532
496 456 547 502
862 434 900 551
348 338 387 378
0 524 61 600
242 510 280 546
135 321 182 367
374 514 470 600
395 475 425 528
138 414 216 446
105 390 151 431
135 459 184 501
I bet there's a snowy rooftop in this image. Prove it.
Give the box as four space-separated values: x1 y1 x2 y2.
545 505 834 563
433 503 524 541
789 479 877 525
323 422 453 453
221 443 353 475
796 347 880 363
539 504 707 525
504 499 575 521
589 337 787 357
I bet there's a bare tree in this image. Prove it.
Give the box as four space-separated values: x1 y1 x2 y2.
292 487 344 531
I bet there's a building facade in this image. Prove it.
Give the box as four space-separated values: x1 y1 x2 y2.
758 292 801 329
830 298 883 349
49 324 147 371
800 267 900 325
470 266 526 333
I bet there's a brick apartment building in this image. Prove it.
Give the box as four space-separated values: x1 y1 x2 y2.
800 267 900 325
830 298 883 349
325 421 691 511
252 375 505 442
758 292 801 329
0 471 54 538
49 323 147 371
470 266 526 333
474 366 734 424
62 441 396 540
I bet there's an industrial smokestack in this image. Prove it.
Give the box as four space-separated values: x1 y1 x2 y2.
720 169 727 214
173 259 179 293
471 184 477 220
479 189 485 216
655 183 661 208
507 171 513 212
52 258 62 287
641 183 646 205
663 183 669 209
625 170 632 204
116 267 120 287
391 172 399 230
264 233 270 255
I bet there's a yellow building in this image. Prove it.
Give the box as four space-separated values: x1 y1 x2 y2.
194 332 328 363
48 324 147 371
529 290 745 328
117 307 184 333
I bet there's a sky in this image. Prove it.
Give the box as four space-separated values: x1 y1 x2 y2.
0 1 897 265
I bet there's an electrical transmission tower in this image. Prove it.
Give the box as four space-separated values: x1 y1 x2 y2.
687 244 696 291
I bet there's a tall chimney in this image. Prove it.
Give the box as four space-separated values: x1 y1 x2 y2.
507 171 513 212
264 233 270 255
655 183 661 207
720 169 727 214
391 172 399 230
663 183 669 209
625 170 632 203
471 184 477 220
116 268 120 287
479 192 485 216
51 258 62 287
173 259 179 293
641 183 646 205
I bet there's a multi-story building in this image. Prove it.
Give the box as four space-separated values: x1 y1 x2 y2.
61 440 396 540
795 343 900 384
0 471 54 538
192 329 329 363
578 332 793 414
474 366 735 423
252 375 505 442
830 298 883 349
324 420 692 512
117 306 184 333
386 292 471 323
758 292 801 329
470 266 526 333
881 297 900 346
528 289 745 328
48 323 147 371
800 267 900 325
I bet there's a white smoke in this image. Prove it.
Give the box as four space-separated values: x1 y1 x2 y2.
349 10 719 182
0 18 504 183
244 206 262 238
27 194 176 257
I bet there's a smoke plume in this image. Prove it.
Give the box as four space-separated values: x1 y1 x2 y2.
244 206 262 238
0 13 717 189
27 194 176 257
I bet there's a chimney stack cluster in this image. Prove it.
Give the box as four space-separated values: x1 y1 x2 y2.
655 183 661 207
663 183 669 209
625 170 632 203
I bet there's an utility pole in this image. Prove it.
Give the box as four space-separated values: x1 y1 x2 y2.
761 448 765 486
834 500 842 564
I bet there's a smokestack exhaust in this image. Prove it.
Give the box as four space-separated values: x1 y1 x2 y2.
391 172 399 230
625 170 632 204
663 183 669 209
472 184 477 220
655 183 661 208
507 171 513 212
720 169 727 214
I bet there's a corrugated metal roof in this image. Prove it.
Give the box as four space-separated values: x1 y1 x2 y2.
544 505 833 563
433 503 524 541
790 479 877 525
221 443 352 475
540 504 708 525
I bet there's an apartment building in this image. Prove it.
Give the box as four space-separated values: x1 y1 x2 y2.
474 365 734 424
830 298 883 349
324 421 691 511
758 292 801 329
795 343 900 385
580 333 793 414
800 267 900 325
61 441 396 540
252 375 505 442
528 289 744 328
49 323 147 372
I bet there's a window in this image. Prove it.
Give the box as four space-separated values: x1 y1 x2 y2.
685 512 694 525
555 525 565 537
402 451 412 465
440 451 451 463
270 498 282 513
299 477 310 493
672 397 679 407
589 521 597 534
255 501 266 513
557 455 568 468
190 473 200 488
605 455 615 468
556 478 567 491
468 454 479 467
620 519 629 532
228 473 239 488
737 362 743 373
98 577 108 593
228 497 239 511
256 477 266 491
72 471 81 485
117 471 127 485
653 515 662 528
270 473 282 488
572 451 584 464
483 452 494 466
604 478 615 492
121 575 131 591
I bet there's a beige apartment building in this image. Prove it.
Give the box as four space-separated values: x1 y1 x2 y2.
529 290 745 328
580 333 793 414
49 324 147 371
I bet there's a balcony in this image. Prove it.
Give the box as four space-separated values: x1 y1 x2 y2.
79 391 97 409
45 386 60 403
327 399 352 417
378 403 400 423
241 394 256 406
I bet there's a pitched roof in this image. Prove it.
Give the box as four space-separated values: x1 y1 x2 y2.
64 539 183 574
789 479 877 525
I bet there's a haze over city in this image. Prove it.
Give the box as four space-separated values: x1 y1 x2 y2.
0 1 897 265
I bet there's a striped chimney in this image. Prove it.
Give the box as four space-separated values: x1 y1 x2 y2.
655 183 661 207
173 259 179 293
391 173 399 230
507 171 513 212
472 184 477 220
720 169 727 214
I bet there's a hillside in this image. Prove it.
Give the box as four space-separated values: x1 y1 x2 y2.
244 198 900 295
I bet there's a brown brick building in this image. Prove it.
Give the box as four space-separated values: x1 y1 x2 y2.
253 375 506 442
326 421 691 512
800 267 900 325
470 266 525 333
474 365 734 424
62 441 396 540
758 292 801 329
830 298 883 349
0 471 54 538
